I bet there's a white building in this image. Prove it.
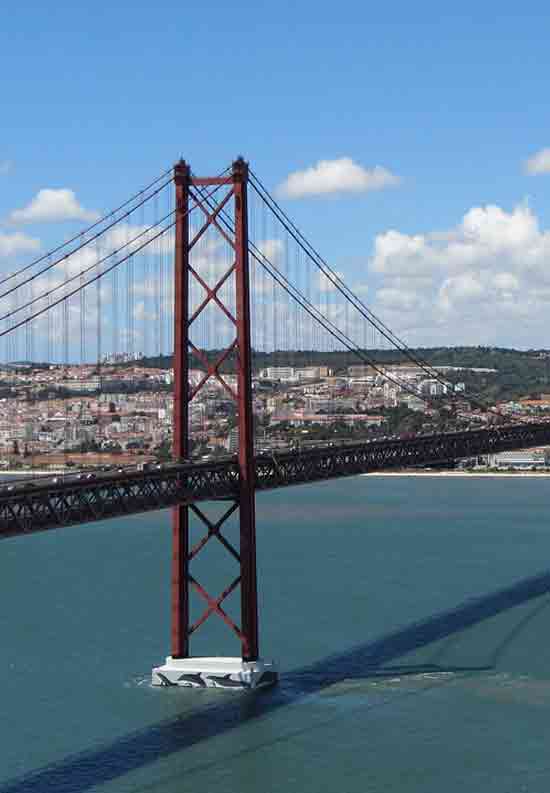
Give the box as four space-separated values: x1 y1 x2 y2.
294 367 322 381
260 366 295 382
488 450 548 469
419 379 448 397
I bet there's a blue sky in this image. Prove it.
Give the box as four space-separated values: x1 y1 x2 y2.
2 1 550 348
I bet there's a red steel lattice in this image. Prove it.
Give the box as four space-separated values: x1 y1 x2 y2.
171 159 259 661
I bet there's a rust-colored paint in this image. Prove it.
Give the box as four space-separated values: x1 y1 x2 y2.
171 161 190 658
170 158 260 661
233 158 259 661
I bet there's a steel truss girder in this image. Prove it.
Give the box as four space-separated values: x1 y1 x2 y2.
3 421 550 539
252 421 550 490
0 464 239 539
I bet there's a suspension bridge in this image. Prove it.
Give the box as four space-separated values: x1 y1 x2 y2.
1 158 547 689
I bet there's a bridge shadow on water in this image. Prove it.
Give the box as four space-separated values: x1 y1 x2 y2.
3 570 550 793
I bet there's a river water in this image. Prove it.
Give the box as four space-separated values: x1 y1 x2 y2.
2 475 550 792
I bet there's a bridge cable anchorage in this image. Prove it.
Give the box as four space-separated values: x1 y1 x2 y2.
248 171 515 421
0 168 174 289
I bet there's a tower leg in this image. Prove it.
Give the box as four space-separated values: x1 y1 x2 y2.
170 160 190 660
152 158 277 690
171 504 189 658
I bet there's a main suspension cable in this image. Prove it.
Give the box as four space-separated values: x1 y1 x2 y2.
249 170 459 393
0 210 176 323
0 168 174 288
0 179 227 339
199 177 519 421
248 171 514 418
0 178 174 300
191 182 434 405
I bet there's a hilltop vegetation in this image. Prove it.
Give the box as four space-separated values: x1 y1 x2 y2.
132 347 550 404
5 347 549 405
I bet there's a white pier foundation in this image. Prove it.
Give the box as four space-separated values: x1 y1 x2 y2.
152 656 278 690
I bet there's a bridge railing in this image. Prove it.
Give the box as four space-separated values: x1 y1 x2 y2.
3 420 550 539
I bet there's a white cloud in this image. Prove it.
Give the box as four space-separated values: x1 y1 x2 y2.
276 157 401 199
0 230 40 258
8 189 100 225
371 204 546 280
353 282 369 297
102 222 173 256
493 271 519 293
50 246 99 282
376 287 423 313
371 230 436 278
256 239 283 263
525 148 550 175
40 221 174 291
367 202 550 347
0 160 12 176
133 301 158 322
438 272 485 312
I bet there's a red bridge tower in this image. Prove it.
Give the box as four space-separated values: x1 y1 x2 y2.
152 159 277 689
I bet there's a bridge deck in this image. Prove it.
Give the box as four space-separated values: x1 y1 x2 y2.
2 422 550 539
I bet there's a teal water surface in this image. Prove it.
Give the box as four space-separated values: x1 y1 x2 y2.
2 475 550 791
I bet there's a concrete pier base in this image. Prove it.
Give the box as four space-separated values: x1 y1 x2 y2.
152 656 278 689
